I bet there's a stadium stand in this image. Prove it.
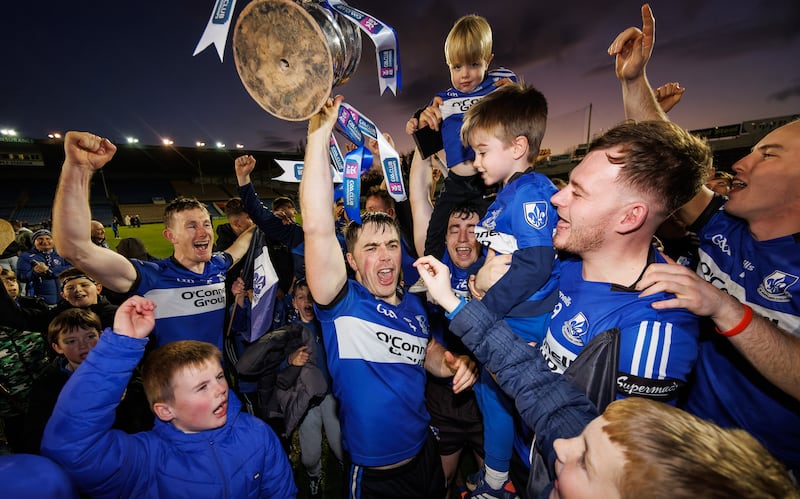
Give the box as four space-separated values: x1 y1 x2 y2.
0 138 302 227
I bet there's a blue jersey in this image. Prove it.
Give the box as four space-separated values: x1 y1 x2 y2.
132 254 231 350
540 253 699 403
442 249 485 299
686 206 800 471
436 68 517 167
475 171 560 340
314 280 430 467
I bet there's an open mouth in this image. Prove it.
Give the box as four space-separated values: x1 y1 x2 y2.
377 268 394 285
193 241 210 251
455 246 473 258
730 179 747 191
213 400 227 417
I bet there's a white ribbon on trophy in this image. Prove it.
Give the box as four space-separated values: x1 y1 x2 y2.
193 0 239 61
325 0 401 95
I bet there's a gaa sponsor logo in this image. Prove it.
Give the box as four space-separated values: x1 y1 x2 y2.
376 303 398 319
711 234 731 256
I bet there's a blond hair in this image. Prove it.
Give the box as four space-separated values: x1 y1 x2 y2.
444 14 492 65
602 398 798 499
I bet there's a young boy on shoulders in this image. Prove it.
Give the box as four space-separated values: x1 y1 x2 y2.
41 295 297 499
459 82 560 498
407 14 517 262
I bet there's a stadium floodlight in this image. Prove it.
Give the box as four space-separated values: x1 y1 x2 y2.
126 137 139 144
216 142 225 148
236 143 244 149
48 132 63 139
1 129 18 136
162 138 174 146
196 141 206 147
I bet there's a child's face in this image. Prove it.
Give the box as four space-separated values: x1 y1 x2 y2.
2 274 19 299
551 416 625 498
292 285 315 322
61 277 101 308
163 359 229 433
53 327 100 371
469 128 519 185
448 58 490 93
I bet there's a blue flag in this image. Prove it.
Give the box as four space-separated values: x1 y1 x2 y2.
240 228 279 342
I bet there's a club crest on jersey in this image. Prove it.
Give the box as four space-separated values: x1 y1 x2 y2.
481 208 501 230
524 201 548 229
561 312 587 346
757 270 798 302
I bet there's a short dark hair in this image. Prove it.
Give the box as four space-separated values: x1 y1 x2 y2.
164 197 209 227
47 308 101 345
364 186 395 212
223 197 246 216
449 202 483 222
589 120 712 216
58 267 98 286
343 212 399 254
292 277 310 296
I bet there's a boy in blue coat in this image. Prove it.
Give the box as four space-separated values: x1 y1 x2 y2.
457 82 559 498
41 295 297 498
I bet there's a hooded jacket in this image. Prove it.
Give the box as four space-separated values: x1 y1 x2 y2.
237 323 328 434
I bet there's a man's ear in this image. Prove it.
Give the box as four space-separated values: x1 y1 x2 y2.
345 252 359 274
95 283 103 293
617 202 649 235
153 402 175 422
162 228 175 243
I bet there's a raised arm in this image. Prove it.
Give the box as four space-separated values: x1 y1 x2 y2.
53 132 137 293
41 296 154 496
236 155 305 249
298 96 348 306
408 148 435 257
608 5 713 226
608 4 666 122
223 224 255 266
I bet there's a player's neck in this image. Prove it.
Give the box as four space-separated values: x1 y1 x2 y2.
174 254 207 274
580 241 652 287
746 208 800 241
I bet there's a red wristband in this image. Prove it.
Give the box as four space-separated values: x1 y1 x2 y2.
715 304 753 337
